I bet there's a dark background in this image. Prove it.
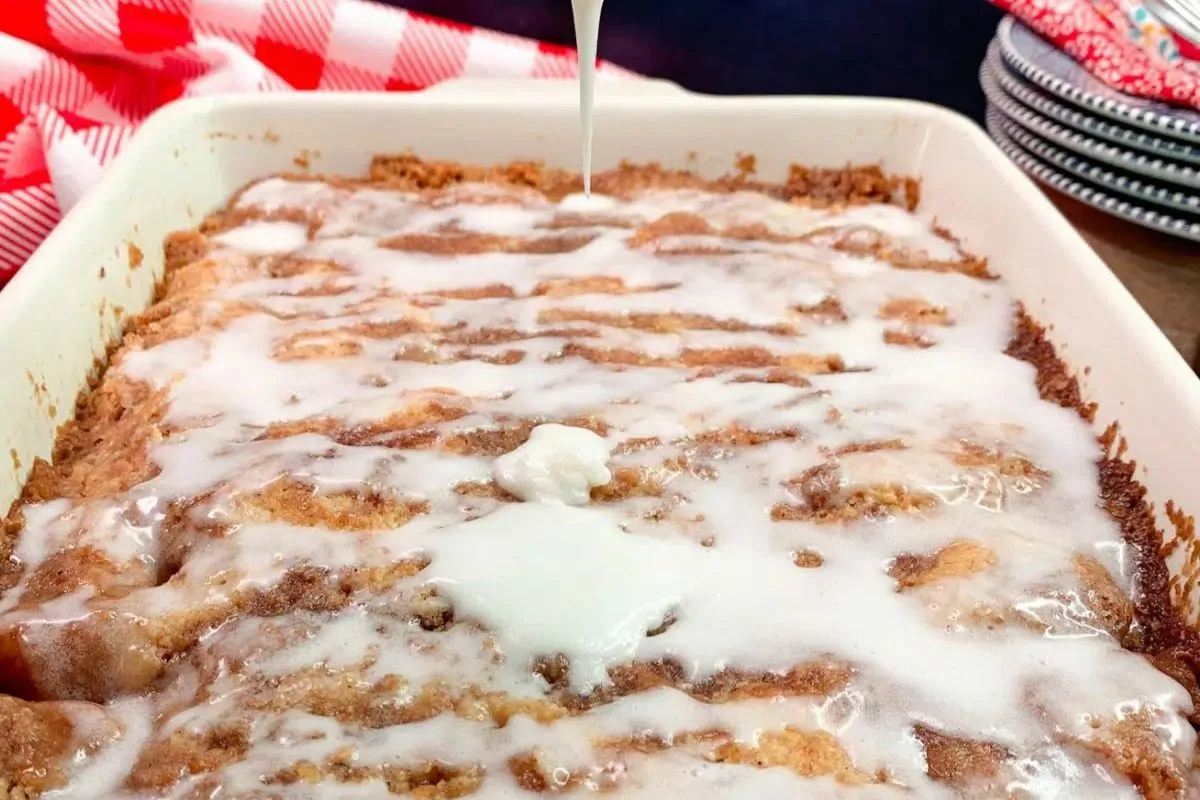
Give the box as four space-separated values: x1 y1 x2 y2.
387 0 1003 121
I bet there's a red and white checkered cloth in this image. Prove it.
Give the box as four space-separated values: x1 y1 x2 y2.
0 0 633 286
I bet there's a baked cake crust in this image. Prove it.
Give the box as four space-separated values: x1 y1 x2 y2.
2 156 1198 799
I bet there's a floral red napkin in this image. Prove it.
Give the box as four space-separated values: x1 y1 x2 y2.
993 0 1200 108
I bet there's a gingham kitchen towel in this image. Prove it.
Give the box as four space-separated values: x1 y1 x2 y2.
994 0 1200 107
0 0 633 286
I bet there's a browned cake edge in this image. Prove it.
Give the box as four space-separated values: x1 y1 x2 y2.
1006 310 1200 722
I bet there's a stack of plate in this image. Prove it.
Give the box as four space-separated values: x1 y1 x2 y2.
982 16 1200 241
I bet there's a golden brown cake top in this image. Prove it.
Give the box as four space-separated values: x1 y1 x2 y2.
0 159 1192 799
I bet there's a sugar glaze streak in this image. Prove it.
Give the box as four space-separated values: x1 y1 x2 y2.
571 0 605 196
0 170 1194 798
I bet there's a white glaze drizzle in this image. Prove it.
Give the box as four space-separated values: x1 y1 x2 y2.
2 174 1193 798
571 0 605 196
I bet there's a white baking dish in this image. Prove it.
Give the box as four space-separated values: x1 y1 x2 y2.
2 79 1197 619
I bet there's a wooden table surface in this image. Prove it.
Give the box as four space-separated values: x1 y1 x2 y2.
1047 191 1200 370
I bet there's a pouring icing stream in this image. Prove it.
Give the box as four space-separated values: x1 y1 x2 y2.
572 0 605 196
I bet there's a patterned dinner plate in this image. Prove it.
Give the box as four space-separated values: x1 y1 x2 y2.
996 16 1200 143
990 112 1200 215
985 107 1200 242
981 60 1200 190
984 41 1200 166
